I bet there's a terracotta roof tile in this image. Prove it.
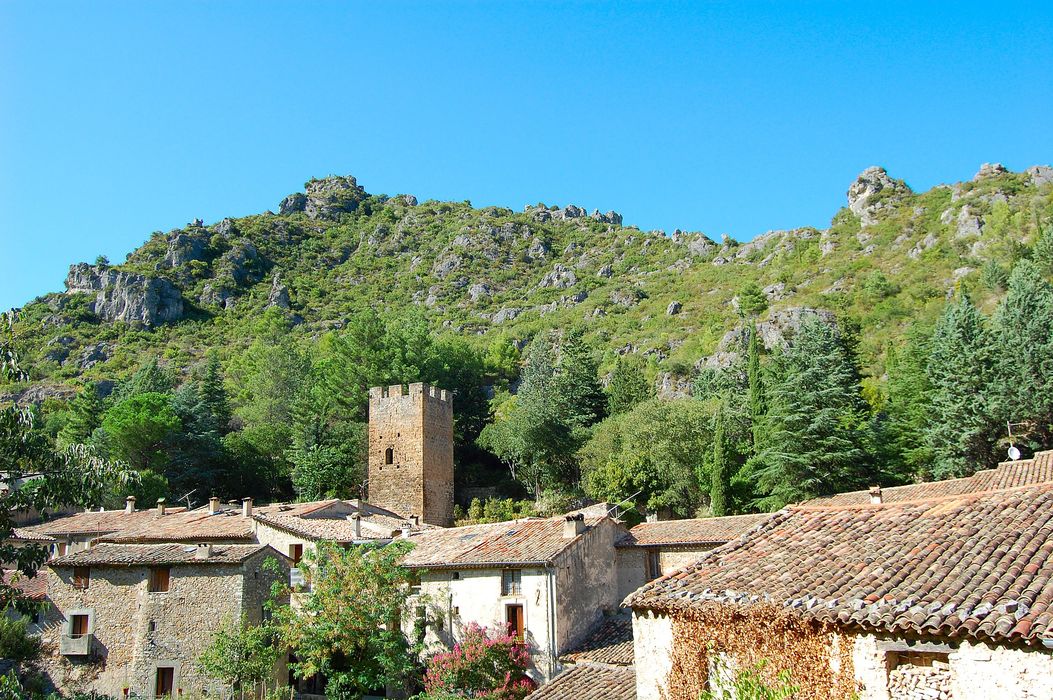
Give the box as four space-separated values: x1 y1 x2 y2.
97 509 256 543
621 514 772 547
526 663 636 700
402 517 602 569
23 507 187 537
253 499 430 543
627 483 1053 647
806 449 1053 507
10 527 55 543
3 569 46 601
48 543 275 567
563 615 634 666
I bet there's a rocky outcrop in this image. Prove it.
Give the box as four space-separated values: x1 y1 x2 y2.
703 307 838 367
65 263 184 326
847 166 911 226
666 301 682 315
590 209 623 225
538 264 577 289
215 239 262 286
1026 165 1053 187
279 176 367 220
973 162 1009 181
267 273 291 310
164 231 209 268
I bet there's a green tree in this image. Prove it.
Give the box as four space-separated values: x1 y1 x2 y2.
606 354 653 416
991 259 1053 448
746 322 765 452
199 352 232 435
56 383 104 448
272 541 419 699
925 294 999 477
101 392 181 472
883 327 935 480
752 315 871 508
710 406 730 516
737 281 769 318
197 614 281 695
113 357 175 400
1032 224 1053 275
421 623 535 699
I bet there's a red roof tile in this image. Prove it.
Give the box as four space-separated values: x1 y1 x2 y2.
621 514 772 547
3 570 46 601
48 543 276 567
563 614 634 666
627 483 1053 647
525 663 636 700
402 517 603 569
23 507 187 537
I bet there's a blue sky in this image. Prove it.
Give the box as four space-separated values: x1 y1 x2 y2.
2 1 1051 310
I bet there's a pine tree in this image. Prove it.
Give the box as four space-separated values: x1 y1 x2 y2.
606 354 652 416
925 294 998 477
556 328 606 429
753 315 871 508
710 406 729 516
199 353 232 436
991 259 1053 448
114 357 175 399
58 383 104 448
883 328 935 479
746 322 765 452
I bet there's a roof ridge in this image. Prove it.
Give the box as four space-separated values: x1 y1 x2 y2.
794 479 1053 512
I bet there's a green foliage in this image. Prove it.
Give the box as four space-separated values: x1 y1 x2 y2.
710 407 730 516
737 281 769 318
751 315 872 508
0 614 41 662
271 540 419 699
746 322 764 452
606 354 653 416
698 659 799 700
56 383 104 449
101 392 181 472
197 614 281 692
420 623 535 700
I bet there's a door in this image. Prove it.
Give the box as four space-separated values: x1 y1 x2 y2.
155 667 174 698
505 604 524 644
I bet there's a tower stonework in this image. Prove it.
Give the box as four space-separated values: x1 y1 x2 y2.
367 382 454 527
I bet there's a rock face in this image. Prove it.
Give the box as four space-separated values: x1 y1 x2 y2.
1026 165 1053 187
703 307 837 367
538 264 577 289
279 176 367 220
65 263 184 326
973 162 1009 181
164 231 209 268
847 166 911 226
267 273 291 310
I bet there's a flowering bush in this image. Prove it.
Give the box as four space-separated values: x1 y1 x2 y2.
422 623 536 700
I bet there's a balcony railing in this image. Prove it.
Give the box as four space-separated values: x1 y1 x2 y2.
59 633 92 656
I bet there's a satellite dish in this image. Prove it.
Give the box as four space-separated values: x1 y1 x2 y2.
1008 445 1022 461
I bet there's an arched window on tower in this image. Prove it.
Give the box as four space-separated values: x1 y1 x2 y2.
385 447 394 465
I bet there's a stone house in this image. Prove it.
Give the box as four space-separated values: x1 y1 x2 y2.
626 482 1053 700
615 513 772 599
401 514 628 681
39 542 290 699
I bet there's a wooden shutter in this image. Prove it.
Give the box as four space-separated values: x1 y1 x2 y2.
155 667 174 696
148 567 171 593
505 604 524 643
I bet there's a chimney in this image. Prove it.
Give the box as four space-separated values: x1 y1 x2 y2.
869 486 883 505
194 543 212 560
209 496 221 515
349 513 362 539
157 498 166 516
563 513 586 539
242 498 253 518
409 515 420 528
125 496 136 514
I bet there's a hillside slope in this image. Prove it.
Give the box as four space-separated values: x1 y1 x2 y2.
6 163 1053 398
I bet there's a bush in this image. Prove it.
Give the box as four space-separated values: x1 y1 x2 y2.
421 623 535 700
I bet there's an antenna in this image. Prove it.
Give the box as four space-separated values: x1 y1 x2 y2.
1006 421 1026 461
177 488 197 511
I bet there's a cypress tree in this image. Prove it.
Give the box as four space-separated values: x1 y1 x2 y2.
754 315 870 508
991 259 1053 447
746 321 765 452
199 353 232 435
925 294 998 477
710 406 729 516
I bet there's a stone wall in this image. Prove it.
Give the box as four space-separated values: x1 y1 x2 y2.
657 545 716 575
554 519 623 653
632 610 674 700
367 383 454 526
40 549 288 698
615 548 647 601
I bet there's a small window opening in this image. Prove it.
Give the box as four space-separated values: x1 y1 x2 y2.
289 543 304 565
72 566 90 590
70 614 89 638
148 620 157 633
501 569 522 596
385 447 394 465
148 566 171 593
452 571 460 580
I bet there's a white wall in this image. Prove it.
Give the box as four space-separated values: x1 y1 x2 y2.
632 610 674 700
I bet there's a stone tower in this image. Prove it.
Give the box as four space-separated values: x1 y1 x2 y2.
367 382 454 527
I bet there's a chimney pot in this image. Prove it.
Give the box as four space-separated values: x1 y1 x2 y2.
869 486 883 505
209 496 221 515
563 513 586 538
409 515 420 528
242 497 253 517
157 498 166 516
349 513 362 539
125 496 136 514
195 543 212 560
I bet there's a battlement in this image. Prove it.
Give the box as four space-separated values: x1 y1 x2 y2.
368 382 451 404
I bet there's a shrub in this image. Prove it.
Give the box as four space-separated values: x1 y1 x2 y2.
421 623 535 700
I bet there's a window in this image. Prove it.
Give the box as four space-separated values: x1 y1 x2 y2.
505 604 525 644
55 542 68 557
289 543 303 565
409 571 421 595
148 567 171 593
70 614 89 639
646 550 661 581
501 569 522 596
148 620 157 634
155 666 175 698
72 566 90 590
451 571 460 580
385 447 394 465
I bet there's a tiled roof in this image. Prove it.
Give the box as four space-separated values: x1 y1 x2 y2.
23 507 187 537
525 663 636 700
3 570 47 601
627 483 1053 647
48 543 274 567
563 615 634 666
98 509 256 543
402 517 601 569
620 513 772 547
10 527 55 543
806 450 1053 507
254 499 427 543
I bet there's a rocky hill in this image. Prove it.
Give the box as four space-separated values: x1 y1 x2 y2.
6 164 1053 400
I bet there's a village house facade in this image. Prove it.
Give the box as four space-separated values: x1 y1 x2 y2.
39 542 290 699
401 513 628 681
626 481 1053 700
